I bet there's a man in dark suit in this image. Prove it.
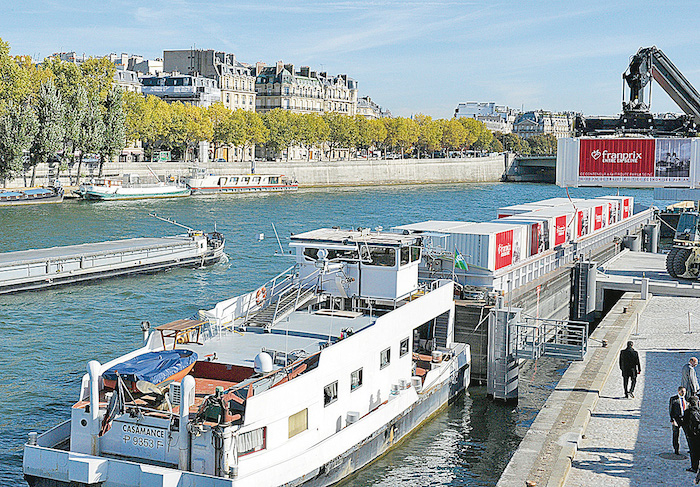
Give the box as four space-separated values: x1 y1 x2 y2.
619 341 641 398
670 386 688 455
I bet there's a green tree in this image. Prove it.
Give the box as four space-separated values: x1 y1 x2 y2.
384 117 418 158
207 102 232 160
99 87 126 176
459 118 492 152
415 114 442 158
528 134 557 155
368 119 388 157
440 119 467 154
0 38 32 107
296 113 328 161
489 137 504 153
263 109 295 161
323 112 357 160
243 110 269 162
29 80 65 186
75 94 105 185
80 57 117 100
0 100 37 184
59 84 88 180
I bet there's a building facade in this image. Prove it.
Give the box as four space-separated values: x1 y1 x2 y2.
454 102 520 133
512 110 576 139
113 69 141 93
140 74 221 107
163 49 256 112
254 62 358 116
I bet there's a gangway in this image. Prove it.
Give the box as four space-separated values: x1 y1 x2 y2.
487 304 588 401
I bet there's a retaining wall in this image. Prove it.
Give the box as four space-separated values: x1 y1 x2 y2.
4 155 507 188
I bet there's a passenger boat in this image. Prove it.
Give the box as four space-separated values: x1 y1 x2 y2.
0 184 64 206
23 227 470 487
185 167 298 194
78 178 191 200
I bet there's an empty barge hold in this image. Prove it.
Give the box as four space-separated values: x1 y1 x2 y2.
0 231 225 295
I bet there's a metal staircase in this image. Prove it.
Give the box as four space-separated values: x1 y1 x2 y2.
245 286 317 328
434 311 450 348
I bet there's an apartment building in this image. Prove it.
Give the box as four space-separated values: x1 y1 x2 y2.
454 102 520 133
163 49 255 111
513 110 576 139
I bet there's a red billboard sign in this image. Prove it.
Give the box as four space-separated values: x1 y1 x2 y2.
555 215 567 245
623 198 631 218
579 139 656 178
495 229 513 270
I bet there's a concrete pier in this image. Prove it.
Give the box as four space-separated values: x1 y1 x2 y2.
497 292 700 487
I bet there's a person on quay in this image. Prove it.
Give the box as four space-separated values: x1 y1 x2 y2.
671 386 688 456
682 357 700 400
682 395 700 473
619 341 641 398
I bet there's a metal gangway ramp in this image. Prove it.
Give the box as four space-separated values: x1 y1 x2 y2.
487 304 589 401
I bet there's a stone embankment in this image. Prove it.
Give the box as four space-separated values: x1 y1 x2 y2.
5 154 507 188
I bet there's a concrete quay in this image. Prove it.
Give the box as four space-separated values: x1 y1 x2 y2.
4 154 507 189
497 293 700 487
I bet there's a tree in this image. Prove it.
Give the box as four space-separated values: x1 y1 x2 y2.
0 37 32 107
459 118 492 152
75 94 105 185
29 81 65 186
323 112 357 160
60 84 88 180
384 117 418 158
207 102 231 160
528 134 557 155
368 119 388 157
0 100 37 184
263 109 295 160
243 110 269 163
80 57 117 100
440 119 466 154
99 87 126 176
415 114 442 158
296 113 328 161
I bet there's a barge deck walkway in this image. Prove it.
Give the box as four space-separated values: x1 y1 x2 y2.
0 234 220 295
497 293 700 487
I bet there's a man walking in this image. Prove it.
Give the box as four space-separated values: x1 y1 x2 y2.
619 341 641 398
671 386 688 455
682 357 700 400
682 396 700 473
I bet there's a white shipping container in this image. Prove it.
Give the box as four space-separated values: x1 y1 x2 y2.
595 195 634 220
493 215 557 257
444 222 529 272
572 200 609 240
525 207 577 246
496 204 550 219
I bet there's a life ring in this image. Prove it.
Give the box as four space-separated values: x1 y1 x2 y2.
256 286 267 304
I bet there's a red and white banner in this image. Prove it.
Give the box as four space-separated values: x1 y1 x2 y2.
579 139 656 178
594 205 604 231
495 229 513 270
555 215 567 246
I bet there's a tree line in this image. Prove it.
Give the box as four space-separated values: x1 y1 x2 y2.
0 38 125 185
0 36 556 186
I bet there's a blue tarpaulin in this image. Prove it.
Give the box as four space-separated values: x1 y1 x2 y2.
103 349 198 385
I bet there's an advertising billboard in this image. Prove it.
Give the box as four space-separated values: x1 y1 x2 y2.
495 229 514 271
557 137 699 188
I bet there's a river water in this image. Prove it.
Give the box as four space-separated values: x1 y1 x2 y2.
0 182 659 486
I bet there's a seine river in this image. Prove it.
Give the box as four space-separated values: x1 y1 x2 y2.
0 182 658 486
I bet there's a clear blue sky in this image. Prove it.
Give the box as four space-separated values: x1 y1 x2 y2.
3 0 699 119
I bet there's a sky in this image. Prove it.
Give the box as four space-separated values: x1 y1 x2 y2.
2 0 700 119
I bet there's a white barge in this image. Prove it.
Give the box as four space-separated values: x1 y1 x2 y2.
23 227 470 486
185 168 298 195
0 231 225 294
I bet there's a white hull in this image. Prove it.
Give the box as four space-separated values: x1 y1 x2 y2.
186 173 298 195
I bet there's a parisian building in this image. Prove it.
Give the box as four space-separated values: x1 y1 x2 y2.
140 74 221 107
254 62 358 116
454 102 520 133
163 49 256 112
512 110 577 139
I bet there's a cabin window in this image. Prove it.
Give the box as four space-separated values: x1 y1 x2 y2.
400 338 410 357
269 177 279 184
400 247 410 266
230 177 239 184
351 368 363 391
252 177 261 184
303 248 359 262
367 247 396 267
324 381 338 406
380 347 391 369
289 409 308 438
411 246 421 262
242 177 250 184
237 427 266 456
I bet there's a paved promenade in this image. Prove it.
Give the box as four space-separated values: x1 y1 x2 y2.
497 293 700 487
565 295 700 487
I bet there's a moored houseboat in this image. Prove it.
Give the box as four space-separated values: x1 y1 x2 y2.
185 167 298 194
23 227 470 486
0 184 64 206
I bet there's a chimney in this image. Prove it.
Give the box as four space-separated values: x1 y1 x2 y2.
256 61 265 75
276 61 284 75
284 63 294 74
300 66 310 77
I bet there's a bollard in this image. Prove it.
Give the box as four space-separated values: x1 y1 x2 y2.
640 278 649 300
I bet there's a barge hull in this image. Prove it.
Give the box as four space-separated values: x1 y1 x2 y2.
23 359 469 487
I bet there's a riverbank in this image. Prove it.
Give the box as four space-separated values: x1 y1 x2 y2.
3 154 507 189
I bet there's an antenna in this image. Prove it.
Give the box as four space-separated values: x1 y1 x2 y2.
272 222 286 254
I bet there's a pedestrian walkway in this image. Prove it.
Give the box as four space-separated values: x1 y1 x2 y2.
565 295 700 487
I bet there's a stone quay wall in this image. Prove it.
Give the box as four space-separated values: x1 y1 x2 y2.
6 154 507 189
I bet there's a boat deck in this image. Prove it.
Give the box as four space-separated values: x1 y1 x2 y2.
179 309 376 369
